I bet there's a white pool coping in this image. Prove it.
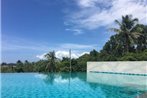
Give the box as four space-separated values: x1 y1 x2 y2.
87 61 147 75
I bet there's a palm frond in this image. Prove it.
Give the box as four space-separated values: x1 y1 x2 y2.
109 28 121 33
132 18 138 22
132 32 143 38
114 20 122 27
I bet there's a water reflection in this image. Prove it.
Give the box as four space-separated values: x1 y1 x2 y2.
87 72 147 98
42 72 84 85
43 73 55 84
41 72 147 91
87 72 147 91
38 72 146 98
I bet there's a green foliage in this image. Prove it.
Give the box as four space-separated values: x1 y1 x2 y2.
119 49 147 61
34 60 48 72
119 53 138 61
45 51 56 72
110 15 144 53
15 60 24 72
59 57 70 72
1 66 14 73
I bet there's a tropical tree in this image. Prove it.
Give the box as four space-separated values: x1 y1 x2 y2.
110 15 142 53
16 60 24 72
1 62 7 66
34 60 48 72
45 51 56 72
16 60 23 66
23 60 34 72
134 24 147 52
89 49 99 61
59 57 70 72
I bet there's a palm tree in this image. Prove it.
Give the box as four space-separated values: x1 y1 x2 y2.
110 15 142 53
45 51 56 72
134 24 147 52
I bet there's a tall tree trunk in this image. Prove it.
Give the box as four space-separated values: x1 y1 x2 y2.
125 34 129 53
126 41 129 53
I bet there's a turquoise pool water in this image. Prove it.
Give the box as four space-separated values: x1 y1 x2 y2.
1 73 147 98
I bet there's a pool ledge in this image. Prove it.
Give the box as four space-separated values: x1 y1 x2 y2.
89 71 147 76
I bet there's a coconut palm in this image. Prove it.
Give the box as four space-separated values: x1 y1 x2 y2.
110 15 142 52
134 24 147 52
45 51 56 72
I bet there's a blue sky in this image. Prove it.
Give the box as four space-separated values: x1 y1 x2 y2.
2 0 146 63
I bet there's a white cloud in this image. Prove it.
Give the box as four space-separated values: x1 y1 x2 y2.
36 53 47 59
56 50 89 59
59 43 96 49
36 50 89 59
35 43 95 59
76 0 97 8
66 28 84 35
65 0 147 31
76 0 112 8
56 50 75 59
54 76 68 84
35 74 47 79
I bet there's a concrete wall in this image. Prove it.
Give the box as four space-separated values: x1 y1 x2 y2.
87 61 147 74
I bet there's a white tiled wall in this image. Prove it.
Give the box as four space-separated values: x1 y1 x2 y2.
87 61 147 74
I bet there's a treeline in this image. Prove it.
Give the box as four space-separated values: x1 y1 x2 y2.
1 15 147 73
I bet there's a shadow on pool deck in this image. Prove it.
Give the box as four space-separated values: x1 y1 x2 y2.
135 92 147 98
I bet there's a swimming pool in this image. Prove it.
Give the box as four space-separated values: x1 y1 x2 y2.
1 73 147 98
